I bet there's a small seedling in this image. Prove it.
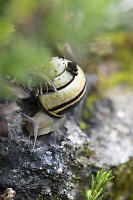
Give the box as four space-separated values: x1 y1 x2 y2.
85 168 114 200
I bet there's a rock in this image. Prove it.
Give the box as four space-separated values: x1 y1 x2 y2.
0 188 16 200
0 115 90 200
1 76 133 199
0 75 96 200
89 86 133 167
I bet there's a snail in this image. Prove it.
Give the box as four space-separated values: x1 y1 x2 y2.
20 57 86 149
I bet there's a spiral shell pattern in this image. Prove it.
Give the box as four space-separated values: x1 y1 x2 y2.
39 57 86 118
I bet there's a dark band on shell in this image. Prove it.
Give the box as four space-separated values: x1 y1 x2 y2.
48 80 86 117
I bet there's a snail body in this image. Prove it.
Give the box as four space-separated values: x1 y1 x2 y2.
27 111 65 136
22 57 86 149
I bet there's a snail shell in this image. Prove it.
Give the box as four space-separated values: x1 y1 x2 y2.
38 57 86 119
24 57 86 149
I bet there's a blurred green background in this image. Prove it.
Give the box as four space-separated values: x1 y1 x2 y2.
1 1 133 199
1 0 133 97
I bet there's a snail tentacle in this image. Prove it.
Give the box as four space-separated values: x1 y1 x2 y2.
32 123 39 150
18 111 39 150
18 111 34 121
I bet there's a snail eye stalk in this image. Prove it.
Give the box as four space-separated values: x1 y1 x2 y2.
17 111 39 150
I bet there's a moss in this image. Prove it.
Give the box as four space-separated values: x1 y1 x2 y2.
81 91 100 133
83 93 99 122
69 142 94 199
111 158 133 199
79 148 93 158
78 143 94 158
98 32 133 90
80 121 87 130
36 194 46 200
85 94 97 113
36 194 63 200
83 110 90 121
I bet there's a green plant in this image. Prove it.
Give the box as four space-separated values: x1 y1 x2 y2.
0 0 130 98
85 169 114 200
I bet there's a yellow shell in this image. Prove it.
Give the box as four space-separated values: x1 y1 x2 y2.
39 57 86 118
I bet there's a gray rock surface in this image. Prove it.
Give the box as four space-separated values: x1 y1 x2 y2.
1 77 133 199
0 115 90 200
0 75 96 200
89 87 133 167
